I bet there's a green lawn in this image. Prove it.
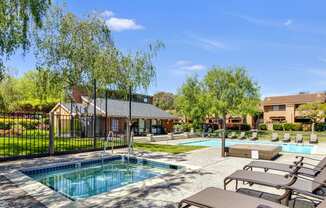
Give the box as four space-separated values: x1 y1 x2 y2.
0 136 126 157
134 142 205 154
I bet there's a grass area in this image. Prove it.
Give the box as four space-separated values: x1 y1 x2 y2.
0 137 126 158
134 142 205 154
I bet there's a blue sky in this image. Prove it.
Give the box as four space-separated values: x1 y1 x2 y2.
5 0 326 97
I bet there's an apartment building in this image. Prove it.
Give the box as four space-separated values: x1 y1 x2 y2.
262 92 326 123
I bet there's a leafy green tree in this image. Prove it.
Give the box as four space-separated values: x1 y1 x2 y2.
35 6 163 100
0 0 51 80
297 102 326 132
16 68 64 104
153 92 175 110
204 66 260 156
0 76 22 112
175 76 208 130
34 6 117 97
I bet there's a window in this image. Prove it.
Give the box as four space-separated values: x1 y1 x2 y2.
271 105 286 111
111 119 119 132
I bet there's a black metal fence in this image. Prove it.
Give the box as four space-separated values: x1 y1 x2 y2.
0 112 128 161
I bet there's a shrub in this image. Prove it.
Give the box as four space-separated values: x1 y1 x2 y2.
283 123 293 131
258 123 267 130
315 123 326 131
292 123 303 131
0 121 10 130
273 123 283 131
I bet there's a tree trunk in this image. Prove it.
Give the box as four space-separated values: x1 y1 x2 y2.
312 122 315 132
221 114 226 157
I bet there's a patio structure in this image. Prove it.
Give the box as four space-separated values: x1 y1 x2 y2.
51 96 178 137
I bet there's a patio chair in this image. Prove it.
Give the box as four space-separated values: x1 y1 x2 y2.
271 133 279 142
295 134 303 143
239 132 246 140
243 155 326 177
178 187 288 208
310 133 319 144
282 133 291 143
249 132 258 141
224 166 326 205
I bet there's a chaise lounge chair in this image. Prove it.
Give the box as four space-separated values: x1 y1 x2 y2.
178 187 288 208
271 133 279 142
239 132 246 140
243 156 326 177
224 166 326 205
249 132 258 141
310 133 319 144
295 134 303 143
282 133 291 143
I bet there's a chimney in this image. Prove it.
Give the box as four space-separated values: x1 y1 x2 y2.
72 86 88 103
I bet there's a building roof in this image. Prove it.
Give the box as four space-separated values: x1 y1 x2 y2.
57 97 177 120
263 93 326 106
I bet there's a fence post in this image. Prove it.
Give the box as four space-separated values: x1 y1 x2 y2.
48 112 55 155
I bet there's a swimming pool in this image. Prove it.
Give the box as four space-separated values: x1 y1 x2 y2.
179 139 316 154
22 155 180 200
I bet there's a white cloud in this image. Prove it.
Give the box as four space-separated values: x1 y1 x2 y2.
106 17 143 32
284 19 293 26
99 10 143 32
227 13 293 29
173 60 206 73
196 38 226 49
100 10 114 18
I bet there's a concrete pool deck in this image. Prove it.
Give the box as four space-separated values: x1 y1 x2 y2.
0 141 325 207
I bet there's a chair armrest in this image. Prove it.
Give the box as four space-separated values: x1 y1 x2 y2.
296 156 322 162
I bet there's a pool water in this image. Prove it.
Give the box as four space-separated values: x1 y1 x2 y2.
179 139 315 154
22 156 180 200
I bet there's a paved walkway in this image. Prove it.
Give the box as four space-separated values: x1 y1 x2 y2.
0 145 323 208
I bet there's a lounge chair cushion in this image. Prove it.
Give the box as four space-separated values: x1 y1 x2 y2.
179 187 287 208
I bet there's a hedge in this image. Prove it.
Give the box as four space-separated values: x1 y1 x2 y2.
0 118 40 130
272 123 303 131
258 123 267 130
272 123 284 131
315 123 326 131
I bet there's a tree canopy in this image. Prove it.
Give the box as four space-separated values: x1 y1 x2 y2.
0 0 51 80
153 91 175 110
35 6 163 100
297 102 326 131
175 76 209 129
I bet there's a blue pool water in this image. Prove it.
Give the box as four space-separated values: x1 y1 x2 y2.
179 139 315 154
22 156 180 200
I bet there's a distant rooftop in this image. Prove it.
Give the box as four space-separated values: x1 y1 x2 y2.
263 92 326 105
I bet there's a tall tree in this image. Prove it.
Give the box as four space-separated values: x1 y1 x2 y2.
153 92 175 110
0 0 51 80
297 102 326 132
34 6 117 98
204 66 260 157
175 76 208 130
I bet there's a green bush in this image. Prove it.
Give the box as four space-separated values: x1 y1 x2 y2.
292 123 303 131
273 123 283 131
283 123 293 131
258 123 267 130
0 122 10 130
315 123 326 131
0 118 40 130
